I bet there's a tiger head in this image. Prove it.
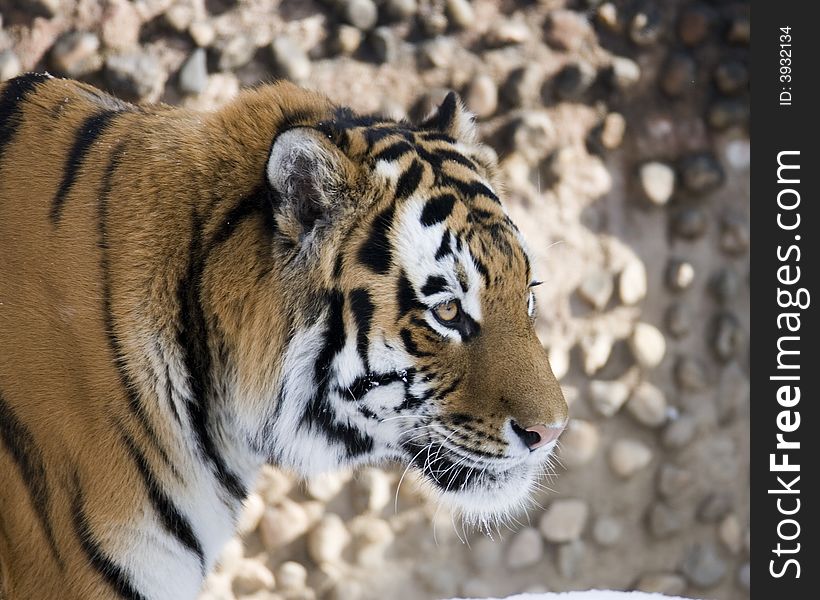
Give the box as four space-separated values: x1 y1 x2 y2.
235 92 568 529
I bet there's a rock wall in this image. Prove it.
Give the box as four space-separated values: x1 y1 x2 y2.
0 1 750 599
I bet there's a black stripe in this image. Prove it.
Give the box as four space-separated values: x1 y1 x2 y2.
302 292 374 457
434 233 452 260
208 184 277 252
419 131 456 143
178 210 246 500
400 328 433 358
420 275 448 297
435 149 478 171
395 159 424 200
397 271 425 317
372 141 414 162
51 110 120 223
0 73 50 163
420 194 456 227
358 204 395 274
117 423 205 571
0 391 63 568
473 256 491 287
71 475 148 600
348 288 374 372
443 176 500 204
97 143 182 471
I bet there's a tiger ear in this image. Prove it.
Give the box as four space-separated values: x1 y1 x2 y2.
420 91 477 143
266 128 350 240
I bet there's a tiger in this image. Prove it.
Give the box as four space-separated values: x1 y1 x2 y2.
0 72 568 600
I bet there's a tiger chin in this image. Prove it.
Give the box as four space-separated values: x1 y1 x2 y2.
0 73 568 600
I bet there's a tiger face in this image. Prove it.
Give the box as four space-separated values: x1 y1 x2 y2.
256 94 568 528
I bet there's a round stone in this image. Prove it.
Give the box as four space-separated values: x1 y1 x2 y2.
504 111 557 165
352 468 392 513
639 162 675 205
649 502 687 538
660 52 697 98
271 36 311 81
589 379 630 417
720 211 750 255
629 322 666 369
506 527 544 569
332 25 362 56
662 414 698 450
101 0 141 50
728 14 751 44
343 0 378 30
600 112 627 149
719 513 743 554
419 37 454 69
306 472 348 503
105 50 166 102
710 267 741 303
236 492 265 536
629 5 662 45
592 516 622 547
470 536 503 571
189 21 216 47
463 74 498 119
675 356 709 392
232 559 275 596
666 259 695 292
708 99 750 130
610 56 641 90
216 36 256 71
259 500 310 550
308 513 351 564
539 499 589 543
715 60 749 95
50 31 103 78
627 382 668 427
484 19 531 48
0 50 22 82
557 540 585 579
678 3 717 46
596 3 619 31
558 419 600 468
370 27 398 64
711 312 745 362
618 260 647 305
680 153 725 194
349 516 393 566
551 61 597 102
418 9 448 37
383 0 417 21
609 439 652 478
276 561 308 590
256 465 292 504
738 562 750 590
697 493 733 523
178 48 208 95
544 10 595 52
681 542 728 588
500 65 543 108
672 207 708 239
578 268 614 310
665 303 692 338
635 573 686 595
445 0 474 30
657 464 693 499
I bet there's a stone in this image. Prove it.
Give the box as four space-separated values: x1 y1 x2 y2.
609 439 652 477
708 99 750 130
711 312 744 362
547 343 570 380
544 10 594 52
596 3 619 31
308 513 351 564
343 0 378 30
715 60 749 95
463 74 498 119
648 502 686 538
672 207 708 240
506 527 544 569
418 9 448 37
588 379 630 418
503 111 557 164
717 363 749 423
257 465 292 505
237 492 265 536
558 419 599 468
738 563 750 590
370 27 398 64
484 19 531 48
578 269 613 310
662 414 697 450
445 0 474 30
259 500 310 550
635 573 686 596
678 3 717 47
710 267 741 303
349 516 393 566
232 559 276 596
332 25 362 56
610 56 641 90
306 472 348 502
0 50 22 82
581 333 615 375
216 36 256 71
728 14 751 44
539 499 589 543
271 36 311 82
638 162 675 205
719 513 743 554
681 542 727 588
720 211 750 255
50 31 103 78
660 52 697 98
680 153 725 194
592 516 622 547
105 50 166 102
629 5 662 46
470 536 504 571
697 493 733 523
352 468 391 513
657 464 693 499
164 4 193 32
675 356 708 392
178 48 208 95
460 580 493 599
216 537 244 573
276 561 308 591
19 0 64 17
500 65 543 108
629 323 666 368
102 0 141 50
557 540 585 579
383 0 417 21
189 21 216 48
618 260 647 305
600 112 626 149
665 303 692 338
419 37 454 69
551 61 597 102
666 259 695 291
627 382 667 427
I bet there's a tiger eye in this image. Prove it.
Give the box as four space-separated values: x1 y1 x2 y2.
434 300 459 322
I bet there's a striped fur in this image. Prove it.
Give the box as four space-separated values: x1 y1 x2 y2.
0 74 567 600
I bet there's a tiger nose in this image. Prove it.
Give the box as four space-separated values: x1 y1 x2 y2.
512 421 567 450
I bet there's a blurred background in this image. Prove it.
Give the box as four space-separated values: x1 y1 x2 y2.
0 1 750 599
